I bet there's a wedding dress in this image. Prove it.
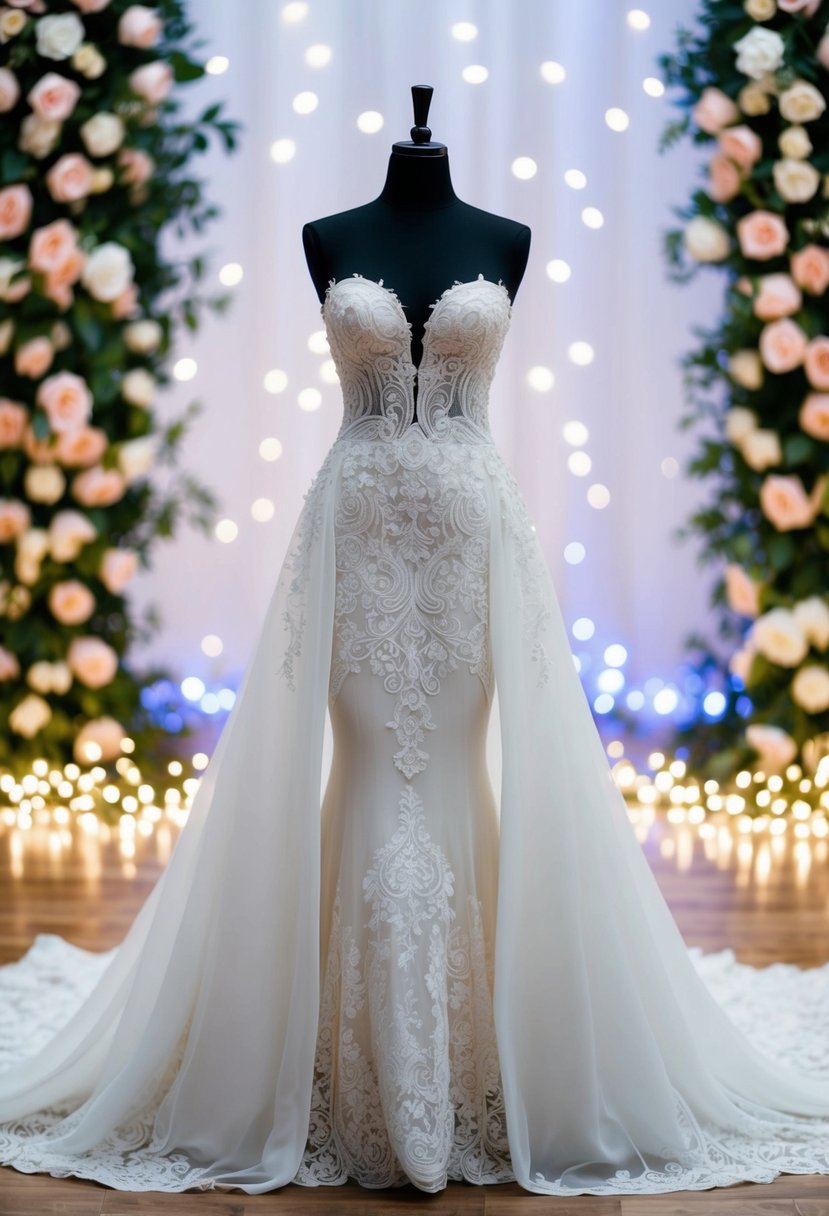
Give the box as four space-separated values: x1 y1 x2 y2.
1 272 829 1198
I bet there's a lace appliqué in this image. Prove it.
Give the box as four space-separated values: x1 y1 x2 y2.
293 784 514 1192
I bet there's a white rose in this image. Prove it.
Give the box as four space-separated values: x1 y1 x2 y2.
27 659 72 695
793 596 829 649
72 42 106 78
773 158 821 203
745 722 798 772
118 434 158 482
725 405 759 442
734 27 785 80
35 12 85 60
121 367 156 407
18 113 61 159
24 463 66 504
745 0 776 17
123 318 162 353
17 526 49 561
684 215 730 262
752 606 810 666
741 427 782 469
779 125 812 160
792 664 829 713
9 692 52 737
0 318 13 355
15 554 40 586
80 111 125 157
728 352 764 390
779 80 827 124
81 241 134 302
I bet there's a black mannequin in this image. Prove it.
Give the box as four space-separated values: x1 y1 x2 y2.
303 85 531 423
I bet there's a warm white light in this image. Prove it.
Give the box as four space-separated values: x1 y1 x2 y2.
568 340 594 365
527 365 555 391
563 420 588 446
605 643 628 667
451 20 478 40
281 2 308 22
627 8 651 30
304 43 332 67
564 168 586 189
568 451 592 476
581 207 604 228
357 110 384 133
564 542 585 564
606 107 630 132
251 497 275 522
173 357 197 381
511 156 537 180
573 617 595 640
270 138 296 164
293 91 318 115
308 329 329 354
298 387 322 411
181 676 205 701
201 634 223 657
587 483 610 508
540 61 566 84
219 262 243 287
546 258 571 283
319 358 339 383
259 436 283 461
264 368 288 394
661 456 679 478
462 64 489 84
205 56 229 76
215 518 238 543
643 76 664 97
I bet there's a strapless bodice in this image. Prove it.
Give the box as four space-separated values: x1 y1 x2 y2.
321 273 512 444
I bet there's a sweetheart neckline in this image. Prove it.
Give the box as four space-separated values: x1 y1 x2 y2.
321 272 512 378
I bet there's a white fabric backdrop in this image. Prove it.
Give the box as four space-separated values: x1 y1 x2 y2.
133 0 722 728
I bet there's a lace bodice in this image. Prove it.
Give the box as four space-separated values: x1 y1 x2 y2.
321 274 512 443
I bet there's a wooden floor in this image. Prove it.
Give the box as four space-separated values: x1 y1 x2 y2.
1 805 828 1214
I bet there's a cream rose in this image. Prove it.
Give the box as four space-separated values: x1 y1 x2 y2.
790 244 829 295
72 42 106 78
684 215 730 262
753 273 802 320
742 428 782 469
27 659 72 695
793 596 829 649
804 335 829 388
71 464 127 507
0 9 27 40
119 434 157 482
9 692 51 738
118 5 162 47
123 318 162 353
36 12 84 60
79 111 125 157
67 635 118 688
725 405 759 442
773 158 820 203
48 508 96 560
90 168 114 193
759 317 807 372
745 723 798 772
737 210 789 260
37 370 93 433
779 125 812 160
74 715 125 763
18 113 61 159
799 392 829 440
121 367 156 407
48 578 95 624
129 60 172 104
27 71 80 120
0 498 30 542
752 606 809 665
734 27 785 79
792 665 829 713
81 241 134 302
1 582 31 620
17 526 48 562
779 80 826 124
724 564 761 616
24 463 65 504
759 473 823 530
100 547 138 593
0 399 26 448
745 0 776 18
727 353 763 391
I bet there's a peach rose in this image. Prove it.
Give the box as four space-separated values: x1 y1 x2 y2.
708 152 741 203
118 5 162 47
111 282 139 319
724 564 761 617
692 86 739 134
14 335 53 379
804 336 829 389
0 498 30 542
74 715 126 763
100 546 138 593
22 423 56 463
745 723 798 774
48 578 95 624
48 508 96 560
753 273 802 320
37 371 93 433
28 217 78 272
0 399 27 448
759 318 807 372
799 393 829 440
46 152 94 203
129 60 172 104
55 425 107 467
45 248 85 302
116 146 154 185
0 645 20 681
0 67 20 112
71 464 127 507
0 184 32 240
27 72 80 121
790 245 829 296
759 473 824 530
737 210 789 260
67 635 118 688
719 124 763 170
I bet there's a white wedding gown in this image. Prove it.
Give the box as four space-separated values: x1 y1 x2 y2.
1 272 829 1197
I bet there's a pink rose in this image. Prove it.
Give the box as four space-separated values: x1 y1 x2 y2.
71 464 127 507
778 0 821 11
37 370 93 433
692 87 739 135
708 152 741 203
0 184 32 240
48 579 96 624
28 218 78 272
799 393 829 440
46 153 94 203
0 67 20 112
67 635 118 688
111 282 139 319
820 30 829 70
129 60 173 104
790 245 829 295
118 5 163 48
0 646 21 681
0 498 30 543
0 399 27 448
759 318 807 372
737 210 789 260
116 146 154 186
719 125 763 170
27 72 81 121
73 715 126 763
805 336 829 389
55 425 107 467
100 546 138 592
753 273 802 320
70 0 112 10
15 336 53 379
724 564 760 617
759 473 824 531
